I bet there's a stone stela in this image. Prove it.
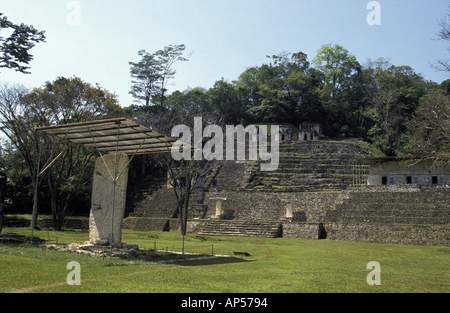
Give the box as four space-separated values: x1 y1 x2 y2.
280 199 294 221
209 197 227 219
285 203 293 219
89 153 129 245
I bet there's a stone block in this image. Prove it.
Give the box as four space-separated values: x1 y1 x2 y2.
124 244 139 250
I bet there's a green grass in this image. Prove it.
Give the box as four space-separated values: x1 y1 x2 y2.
4 214 89 221
0 227 449 293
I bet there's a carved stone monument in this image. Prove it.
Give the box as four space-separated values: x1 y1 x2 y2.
89 153 129 245
210 197 227 219
285 203 293 219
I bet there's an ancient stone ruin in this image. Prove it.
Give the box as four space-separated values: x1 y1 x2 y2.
123 133 450 247
89 153 129 245
124 139 370 239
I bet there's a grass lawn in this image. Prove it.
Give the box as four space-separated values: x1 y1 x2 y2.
0 227 449 293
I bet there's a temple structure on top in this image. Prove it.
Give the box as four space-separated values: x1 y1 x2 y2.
356 157 450 186
298 122 322 141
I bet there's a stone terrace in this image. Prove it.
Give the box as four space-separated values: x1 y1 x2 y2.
324 186 450 246
125 171 168 218
124 140 372 239
198 220 282 238
242 140 370 193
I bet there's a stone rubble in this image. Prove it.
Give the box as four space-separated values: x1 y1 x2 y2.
38 241 225 262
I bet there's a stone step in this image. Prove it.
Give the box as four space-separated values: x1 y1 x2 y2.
328 230 450 242
342 192 450 204
327 208 450 218
335 203 450 211
198 220 282 238
200 226 281 233
324 188 450 246
252 168 360 174
270 159 367 164
325 215 450 225
327 222 450 231
125 173 169 217
239 185 344 193
327 224 450 246
327 235 450 246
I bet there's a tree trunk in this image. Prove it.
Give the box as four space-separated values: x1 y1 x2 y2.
0 177 5 233
48 174 60 230
178 203 185 236
183 191 190 236
0 204 3 234
31 175 39 229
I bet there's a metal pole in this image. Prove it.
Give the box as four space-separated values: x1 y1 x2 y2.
182 235 185 255
31 144 42 244
114 136 148 181
110 122 120 260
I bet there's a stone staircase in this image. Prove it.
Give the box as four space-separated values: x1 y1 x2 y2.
125 172 168 217
198 220 282 238
123 139 373 235
127 187 179 218
325 186 450 246
241 141 370 193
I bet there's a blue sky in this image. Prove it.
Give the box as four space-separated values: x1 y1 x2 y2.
1 0 450 107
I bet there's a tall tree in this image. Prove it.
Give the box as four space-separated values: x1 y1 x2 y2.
235 51 318 126
0 77 123 230
0 13 46 74
0 82 46 229
166 87 210 113
154 44 190 107
402 90 450 164
362 61 428 156
208 79 247 125
433 2 450 72
312 44 361 133
129 44 189 107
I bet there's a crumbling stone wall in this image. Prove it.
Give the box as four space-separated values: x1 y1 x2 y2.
325 185 450 246
130 188 178 218
122 217 169 232
123 217 205 233
282 222 325 239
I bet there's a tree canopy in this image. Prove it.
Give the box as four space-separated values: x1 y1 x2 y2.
129 44 189 107
0 77 123 229
129 44 433 159
0 13 46 74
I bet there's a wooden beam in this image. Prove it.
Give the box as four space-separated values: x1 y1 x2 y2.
35 118 127 130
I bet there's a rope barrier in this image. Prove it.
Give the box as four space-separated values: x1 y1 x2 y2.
153 241 215 256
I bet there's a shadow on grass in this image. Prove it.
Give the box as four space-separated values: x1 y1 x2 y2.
175 256 256 267
2 215 30 227
0 233 46 245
